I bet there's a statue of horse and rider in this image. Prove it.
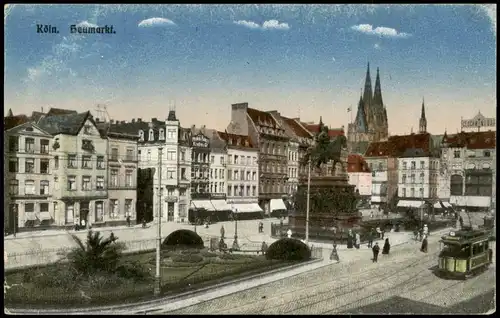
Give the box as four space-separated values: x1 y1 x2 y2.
302 125 348 175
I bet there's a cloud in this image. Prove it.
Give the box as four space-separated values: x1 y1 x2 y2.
138 17 176 27
374 43 381 50
351 24 411 38
76 21 99 28
476 4 496 37
332 57 336 62
233 19 290 30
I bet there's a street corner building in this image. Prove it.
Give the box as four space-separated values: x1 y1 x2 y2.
4 107 140 233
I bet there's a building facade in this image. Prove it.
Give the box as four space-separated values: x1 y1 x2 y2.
178 127 192 223
5 122 54 231
226 103 289 215
440 130 495 211
348 63 389 155
347 154 372 199
38 112 109 228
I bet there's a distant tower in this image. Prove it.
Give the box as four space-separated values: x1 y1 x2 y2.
419 98 427 133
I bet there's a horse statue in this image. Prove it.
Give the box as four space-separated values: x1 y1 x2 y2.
302 125 348 176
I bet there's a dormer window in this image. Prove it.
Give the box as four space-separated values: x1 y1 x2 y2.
139 130 144 141
149 129 154 141
159 128 165 140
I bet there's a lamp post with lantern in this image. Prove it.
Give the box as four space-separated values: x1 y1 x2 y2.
231 205 240 251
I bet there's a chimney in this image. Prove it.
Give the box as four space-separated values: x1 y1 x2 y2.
137 118 142 122
230 102 249 135
110 119 114 124
191 124 196 131
132 119 136 123
152 118 157 122
121 121 126 124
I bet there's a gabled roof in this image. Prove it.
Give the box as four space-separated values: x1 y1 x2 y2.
192 127 226 150
247 108 278 128
443 130 495 150
217 131 255 149
4 121 52 136
37 111 99 136
347 154 371 173
45 108 78 117
365 133 433 157
4 114 30 131
400 148 428 158
282 117 313 139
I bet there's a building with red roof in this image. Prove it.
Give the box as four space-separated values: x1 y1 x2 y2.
347 154 372 198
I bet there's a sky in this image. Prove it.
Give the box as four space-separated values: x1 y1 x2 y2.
4 4 497 135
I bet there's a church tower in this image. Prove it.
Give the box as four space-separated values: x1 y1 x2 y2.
419 98 427 133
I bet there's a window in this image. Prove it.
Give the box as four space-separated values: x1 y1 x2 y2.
227 169 232 180
82 176 91 190
67 176 76 191
25 180 35 195
94 201 104 222
167 169 175 179
147 150 152 161
234 155 239 164
246 171 250 181
410 161 416 169
402 188 406 197
419 188 424 198
109 199 119 218
25 137 35 153
419 173 425 183
220 156 225 165
484 150 491 157
402 162 407 170
9 180 19 195
40 180 49 195
110 169 118 186
126 148 134 161
465 171 492 196
402 174 407 183
40 202 49 213
54 156 59 169
9 159 18 173
159 129 165 140
81 155 91 168
40 159 50 173
25 203 35 213
167 129 175 139
40 139 49 154
66 203 74 224
411 174 415 184
220 169 224 179
181 168 187 180
97 176 105 190
167 150 176 161
252 186 256 196
97 156 105 169
454 150 460 158
179 189 186 196
54 176 59 190
125 199 132 216
111 148 119 161
25 158 35 173
246 185 250 196
125 170 133 186
9 136 19 152
228 155 232 164
139 130 144 141
215 169 218 179
420 161 425 169
450 174 463 196
149 129 154 141
211 155 215 164
68 155 77 168
252 171 257 181
181 150 186 161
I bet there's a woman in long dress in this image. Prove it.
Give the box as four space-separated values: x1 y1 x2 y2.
420 237 428 253
330 244 339 262
382 238 391 255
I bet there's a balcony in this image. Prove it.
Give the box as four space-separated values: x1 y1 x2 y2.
10 193 52 200
60 189 107 200
107 184 136 190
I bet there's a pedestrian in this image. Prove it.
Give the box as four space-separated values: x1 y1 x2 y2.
372 242 380 262
368 228 374 248
347 230 354 249
261 241 268 255
287 228 292 238
220 225 225 239
330 243 339 262
376 226 381 239
142 217 147 228
126 215 131 227
355 232 361 249
110 231 117 242
382 238 390 255
459 216 464 228
381 228 385 240
370 210 374 218
413 228 419 241
259 222 264 233
423 224 429 237
420 236 428 253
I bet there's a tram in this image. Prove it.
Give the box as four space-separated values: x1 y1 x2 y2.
437 228 493 279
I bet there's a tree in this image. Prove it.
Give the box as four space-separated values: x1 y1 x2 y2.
66 230 126 274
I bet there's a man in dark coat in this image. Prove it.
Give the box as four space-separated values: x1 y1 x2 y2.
367 228 374 248
382 238 390 255
220 225 225 239
459 216 464 228
372 242 380 262
420 236 428 253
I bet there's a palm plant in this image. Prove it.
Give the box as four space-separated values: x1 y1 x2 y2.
66 230 126 274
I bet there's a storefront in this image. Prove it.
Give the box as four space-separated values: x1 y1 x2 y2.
270 198 288 218
231 203 264 220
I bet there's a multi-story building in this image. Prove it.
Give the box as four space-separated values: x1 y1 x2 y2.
347 154 372 203
102 122 139 225
364 141 395 209
178 127 192 223
207 128 232 217
226 103 290 215
286 139 299 197
440 130 495 212
37 111 108 228
217 131 262 219
114 110 181 223
4 121 54 232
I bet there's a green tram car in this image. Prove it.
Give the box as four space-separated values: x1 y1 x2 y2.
437 228 493 279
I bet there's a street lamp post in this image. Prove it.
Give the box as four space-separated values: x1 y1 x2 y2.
232 206 239 250
305 160 311 244
154 147 163 297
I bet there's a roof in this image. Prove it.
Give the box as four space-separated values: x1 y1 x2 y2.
247 108 277 128
4 114 30 131
366 133 433 158
192 126 226 150
400 148 428 158
45 108 78 117
30 111 46 122
37 111 96 136
4 121 52 136
364 141 392 157
282 117 313 139
96 122 139 140
303 122 345 138
347 154 371 173
443 130 495 150
217 131 255 149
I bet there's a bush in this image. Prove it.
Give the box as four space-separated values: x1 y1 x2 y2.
171 254 204 264
200 250 217 258
80 272 129 290
180 249 201 255
31 265 80 290
162 230 204 250
116 261 152 282
266 238 311 261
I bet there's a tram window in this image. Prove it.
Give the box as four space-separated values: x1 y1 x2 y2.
440 244 461 257
460 244 471 258
485 241 489 250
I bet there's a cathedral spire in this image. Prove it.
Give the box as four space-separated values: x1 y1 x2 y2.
373 67 384 107
363 62 373 105
355 89 368 133
419 97 427 134
318 116 324 133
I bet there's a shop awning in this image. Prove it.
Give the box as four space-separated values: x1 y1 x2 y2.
38 212 52 220
466 197 491 207
25 213 36 221
232 203 263 213
190 200 215 211
270 199 287 211
397 200 425 208
433 201 444 209
211 200 232 211
443 202 453 208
